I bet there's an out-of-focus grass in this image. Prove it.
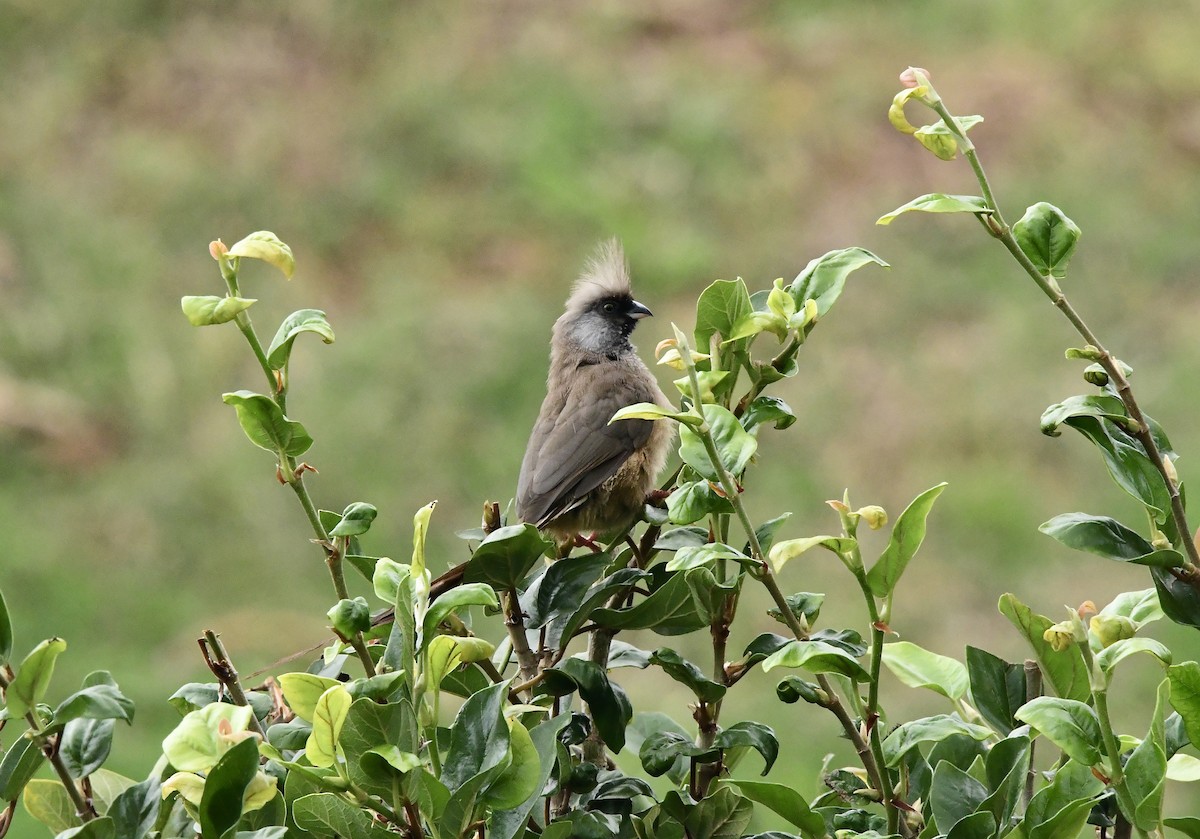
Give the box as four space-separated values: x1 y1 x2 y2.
3 1 1200 834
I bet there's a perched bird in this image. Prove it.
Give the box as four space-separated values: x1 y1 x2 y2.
517 240 674 551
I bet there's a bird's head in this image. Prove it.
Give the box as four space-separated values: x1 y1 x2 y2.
557 239 653 357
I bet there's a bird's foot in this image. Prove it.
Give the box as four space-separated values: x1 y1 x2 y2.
574 533 604 553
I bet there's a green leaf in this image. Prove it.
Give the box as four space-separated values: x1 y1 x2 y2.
489 714 572 839
57 817 116 839
665 542 750 572
340 698 413 797
107 776 159 839
6 637 67 718
1126 679 1168 830
769 535 854 573
641 731 713 777
1013 202 1081 280
0 734 45 802
59 719 115 781
1100 589 1164 628
881 641 967 700
740 396 796 433
552 567 648 648
679 404 758 481
981 732 1031 829
649 649 726 703
761 639 869 680
1015 697 1103 766
526 551 611 630
715 722 778 774
1055 414 1172 521
752 513 792 557
199 737 259 839
221 391 312 457
1169 662 1200 752
610 403 700 426
180 295 257 326
866 482 947 597
685 785 754 839
1165 818 1200 838
880 715 993 765
304 685 352 768
695 278 754 347
766 592 825 628
266 308 334 370
719 779 824 838
998 593 1090 702
1039 513 1183 567
554 658 633 752
666 480 733 525
1095 637 1172 673
1153 566 1200 629
464 523 553 592
292 792 393 839
53 682 135 727
326 597 371 638
421 583 499 650
228 231 295 280
23 779 81 834
441 682 511 792
482 719 540 810
370 558 411 606
1022 760 1103 839
329 502 377 537
278 674 342 724
0 587 10 668
965 647 1025 734
876 194 991 225
931 760 989 834
591 567 724 637
788 247 888 320
1040 394 1132 436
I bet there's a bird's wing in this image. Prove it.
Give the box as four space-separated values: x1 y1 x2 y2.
520 378 653 528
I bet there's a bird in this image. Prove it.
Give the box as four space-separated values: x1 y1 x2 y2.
517 239 675 552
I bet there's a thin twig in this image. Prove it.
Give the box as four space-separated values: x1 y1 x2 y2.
200 630 267 738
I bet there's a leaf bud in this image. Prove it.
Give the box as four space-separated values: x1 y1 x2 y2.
1089 614 1136 648
209 239 229 260
776 676 829 706
899 67 932 89
767 278 796 320
1163 456 1179 488
1083 363 1109 387
1042 621 1076 653
1151 530 1171 551
855 506 888 530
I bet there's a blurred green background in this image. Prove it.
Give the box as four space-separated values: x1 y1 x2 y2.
4 0 1200 833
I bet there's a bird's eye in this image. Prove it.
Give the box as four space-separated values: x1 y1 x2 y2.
601 301 617 313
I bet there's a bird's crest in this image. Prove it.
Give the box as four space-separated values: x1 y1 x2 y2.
567 238 632 310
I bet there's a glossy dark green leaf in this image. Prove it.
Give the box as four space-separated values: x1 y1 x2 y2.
715 722 777 775
1013 202 1081 280
930 761 989 834
750 513 792 557
654 527 710 551
679 404 757 482
966 647 1025 734
1015 697 1102 767
339 698 411 797
685 786 754 839
1040 394 1131 437
738 633 791 669
741 397 797 433
666 542 750 572
774 676 824 705
292 792 392 839
421 583 499 651
1021 760 1103 839
0 734 44 801
1165 818 1200 839
1152 566 1200 629
945 810 996 839
980 732 1030 829
266 309 334 370
490 713 573 839
266 718 312 751
56 816 116 839
441 682 511 794
720 780 824 838
6 637 66 718
1056 414 1171 520
1125 679 1167 831
198 737 259 839
180 295 256 326
107 776 160 839
666 481 733 525
1168 662 1200 760
876 194 991 225
788 247 888 322
464 523 553 592
591 567 722 637
1040 513 1183 567
649 649 726 702
525 552 610 628
553 567 648 649
640 731 715 777
880 715 992 766
866 483 947 597
695 279 754 347
53 672 134 728
0 587 11 668
329 502 377 537
326 597 371 638
626 714 691 786
812 628 868 657
766 592 824 627
761 639 869 681
556 658 633 752
998 593 1090 702
221 391 313 457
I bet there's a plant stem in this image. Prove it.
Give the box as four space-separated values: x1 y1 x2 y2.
28 715 97 820
199 630 267 738
1093 688 1150 839
504 590 539 684
928 97 1200 578
1023 660 1042 810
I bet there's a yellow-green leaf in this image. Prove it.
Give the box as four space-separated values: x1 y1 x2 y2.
304 685 352 768
228 231 295 280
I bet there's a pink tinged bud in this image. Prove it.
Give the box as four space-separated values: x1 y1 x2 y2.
209 239 228 260
900 67 931 88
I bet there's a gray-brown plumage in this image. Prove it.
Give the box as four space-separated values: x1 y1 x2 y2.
517 240 674 548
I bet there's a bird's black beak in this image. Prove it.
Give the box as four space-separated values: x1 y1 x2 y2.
628 300 653 320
